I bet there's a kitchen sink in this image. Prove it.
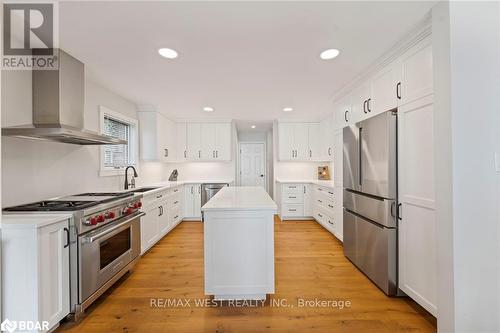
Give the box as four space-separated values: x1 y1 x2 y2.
130 187 161 193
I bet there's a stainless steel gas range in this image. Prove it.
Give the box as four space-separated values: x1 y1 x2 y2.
4 191 144 320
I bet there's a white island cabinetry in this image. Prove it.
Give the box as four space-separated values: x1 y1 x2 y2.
202 186 277 300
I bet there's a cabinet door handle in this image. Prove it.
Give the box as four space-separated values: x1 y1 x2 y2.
191 186 193 194
328 147 332 156
158 206 162 217
396 82 402 99
164 148 168 157
367 98 372 112
363 100 368 114
317 199 323 203
198 186 201 194
303 186 306 194
174 201 179 205
184 150 187 158
344 110 349 122
309 150 312 158
198 150 201 158
318 213 323 218
289 186 297 189
156 194 163 199
213 150 215 158
328 191 334 195
63 227 70 248
174 215 179 219
328 220 334 225
216 150 218 158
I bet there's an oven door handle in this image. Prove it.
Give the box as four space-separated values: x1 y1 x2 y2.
83 212 145 244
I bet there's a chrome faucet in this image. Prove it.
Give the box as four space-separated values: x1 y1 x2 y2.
124 166 138 190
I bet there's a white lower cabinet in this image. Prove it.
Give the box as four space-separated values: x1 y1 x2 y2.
183 184 202 220
140 187 184 254
397 95 437 316
313 185 341 240
278 183 313 220
2 217 70 332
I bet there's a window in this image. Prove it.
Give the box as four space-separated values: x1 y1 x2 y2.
103 116 130 168
100 106 138 176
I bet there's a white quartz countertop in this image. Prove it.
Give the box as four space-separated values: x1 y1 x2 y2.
201 186 277 212
121 180 234 197
1 213 73 229
276 179 336 189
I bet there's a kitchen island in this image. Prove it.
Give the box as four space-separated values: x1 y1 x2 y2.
201 186 277 300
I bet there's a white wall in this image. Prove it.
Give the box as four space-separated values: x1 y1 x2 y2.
1 75 164 206
433 2 500 332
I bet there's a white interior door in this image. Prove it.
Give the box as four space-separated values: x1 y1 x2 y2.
239 143 266 188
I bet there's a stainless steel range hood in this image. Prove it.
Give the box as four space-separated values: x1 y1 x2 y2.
2 49 127 145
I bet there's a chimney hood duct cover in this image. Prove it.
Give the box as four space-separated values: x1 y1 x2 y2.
2 49 127 145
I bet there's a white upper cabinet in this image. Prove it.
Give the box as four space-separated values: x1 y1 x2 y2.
371 61 402 115
351 83 372 122
201 123 217 160
308 123 321 161
186 123 202 160
177 121 232 161
278 122 325 161
139 111 176 162
334 94 352 129
214 122 232 160
319 114 334 161
176 122 188 161
400 40 433 105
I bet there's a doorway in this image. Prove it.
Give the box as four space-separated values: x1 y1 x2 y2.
239 142 266 189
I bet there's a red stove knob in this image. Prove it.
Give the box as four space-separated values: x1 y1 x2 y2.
97 215 105 223
125 207 134 215
133 202 139 209
137 202 142 208
106 211 115 219
90 217 98 225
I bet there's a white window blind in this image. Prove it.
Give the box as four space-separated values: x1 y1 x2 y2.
103 116 130 168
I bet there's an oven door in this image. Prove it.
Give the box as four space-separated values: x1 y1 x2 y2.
78 212 143 302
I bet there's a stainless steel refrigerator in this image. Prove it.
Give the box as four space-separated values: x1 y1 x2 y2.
343 110 400 296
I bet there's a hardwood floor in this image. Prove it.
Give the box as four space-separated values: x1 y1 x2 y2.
58 217 436 333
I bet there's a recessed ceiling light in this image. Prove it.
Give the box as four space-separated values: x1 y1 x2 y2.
251 125 256 129
320 48 340 60
158 48 178 59
283 107 293 112
203 107 214 112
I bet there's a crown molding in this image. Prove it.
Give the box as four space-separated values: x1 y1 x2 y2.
331 13 432 104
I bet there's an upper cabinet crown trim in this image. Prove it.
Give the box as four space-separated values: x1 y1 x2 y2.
332 14 431 104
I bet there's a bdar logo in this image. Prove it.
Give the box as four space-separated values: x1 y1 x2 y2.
3 3 54 55
0 319 17 333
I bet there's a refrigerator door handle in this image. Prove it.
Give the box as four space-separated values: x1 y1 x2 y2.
390 202 396 218
358 127 363 187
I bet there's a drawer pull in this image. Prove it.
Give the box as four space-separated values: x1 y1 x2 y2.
156 195 163 199
289 209 297 212
328 220 334 225
317 188 323 191
317 213 323 217
328 191 334 195
173 189 178 192
288 186 297 189
289 196 297 199
174 201 179 205
328 204 334 208
174 215 179 219
317 199 323 203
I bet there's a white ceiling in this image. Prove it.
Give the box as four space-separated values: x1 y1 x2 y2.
59 1 435 123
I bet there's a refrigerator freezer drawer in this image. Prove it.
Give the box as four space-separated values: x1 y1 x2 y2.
343 189 396 228
343 209 398 295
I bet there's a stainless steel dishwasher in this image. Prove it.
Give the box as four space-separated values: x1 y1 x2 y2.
201 183 229 207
